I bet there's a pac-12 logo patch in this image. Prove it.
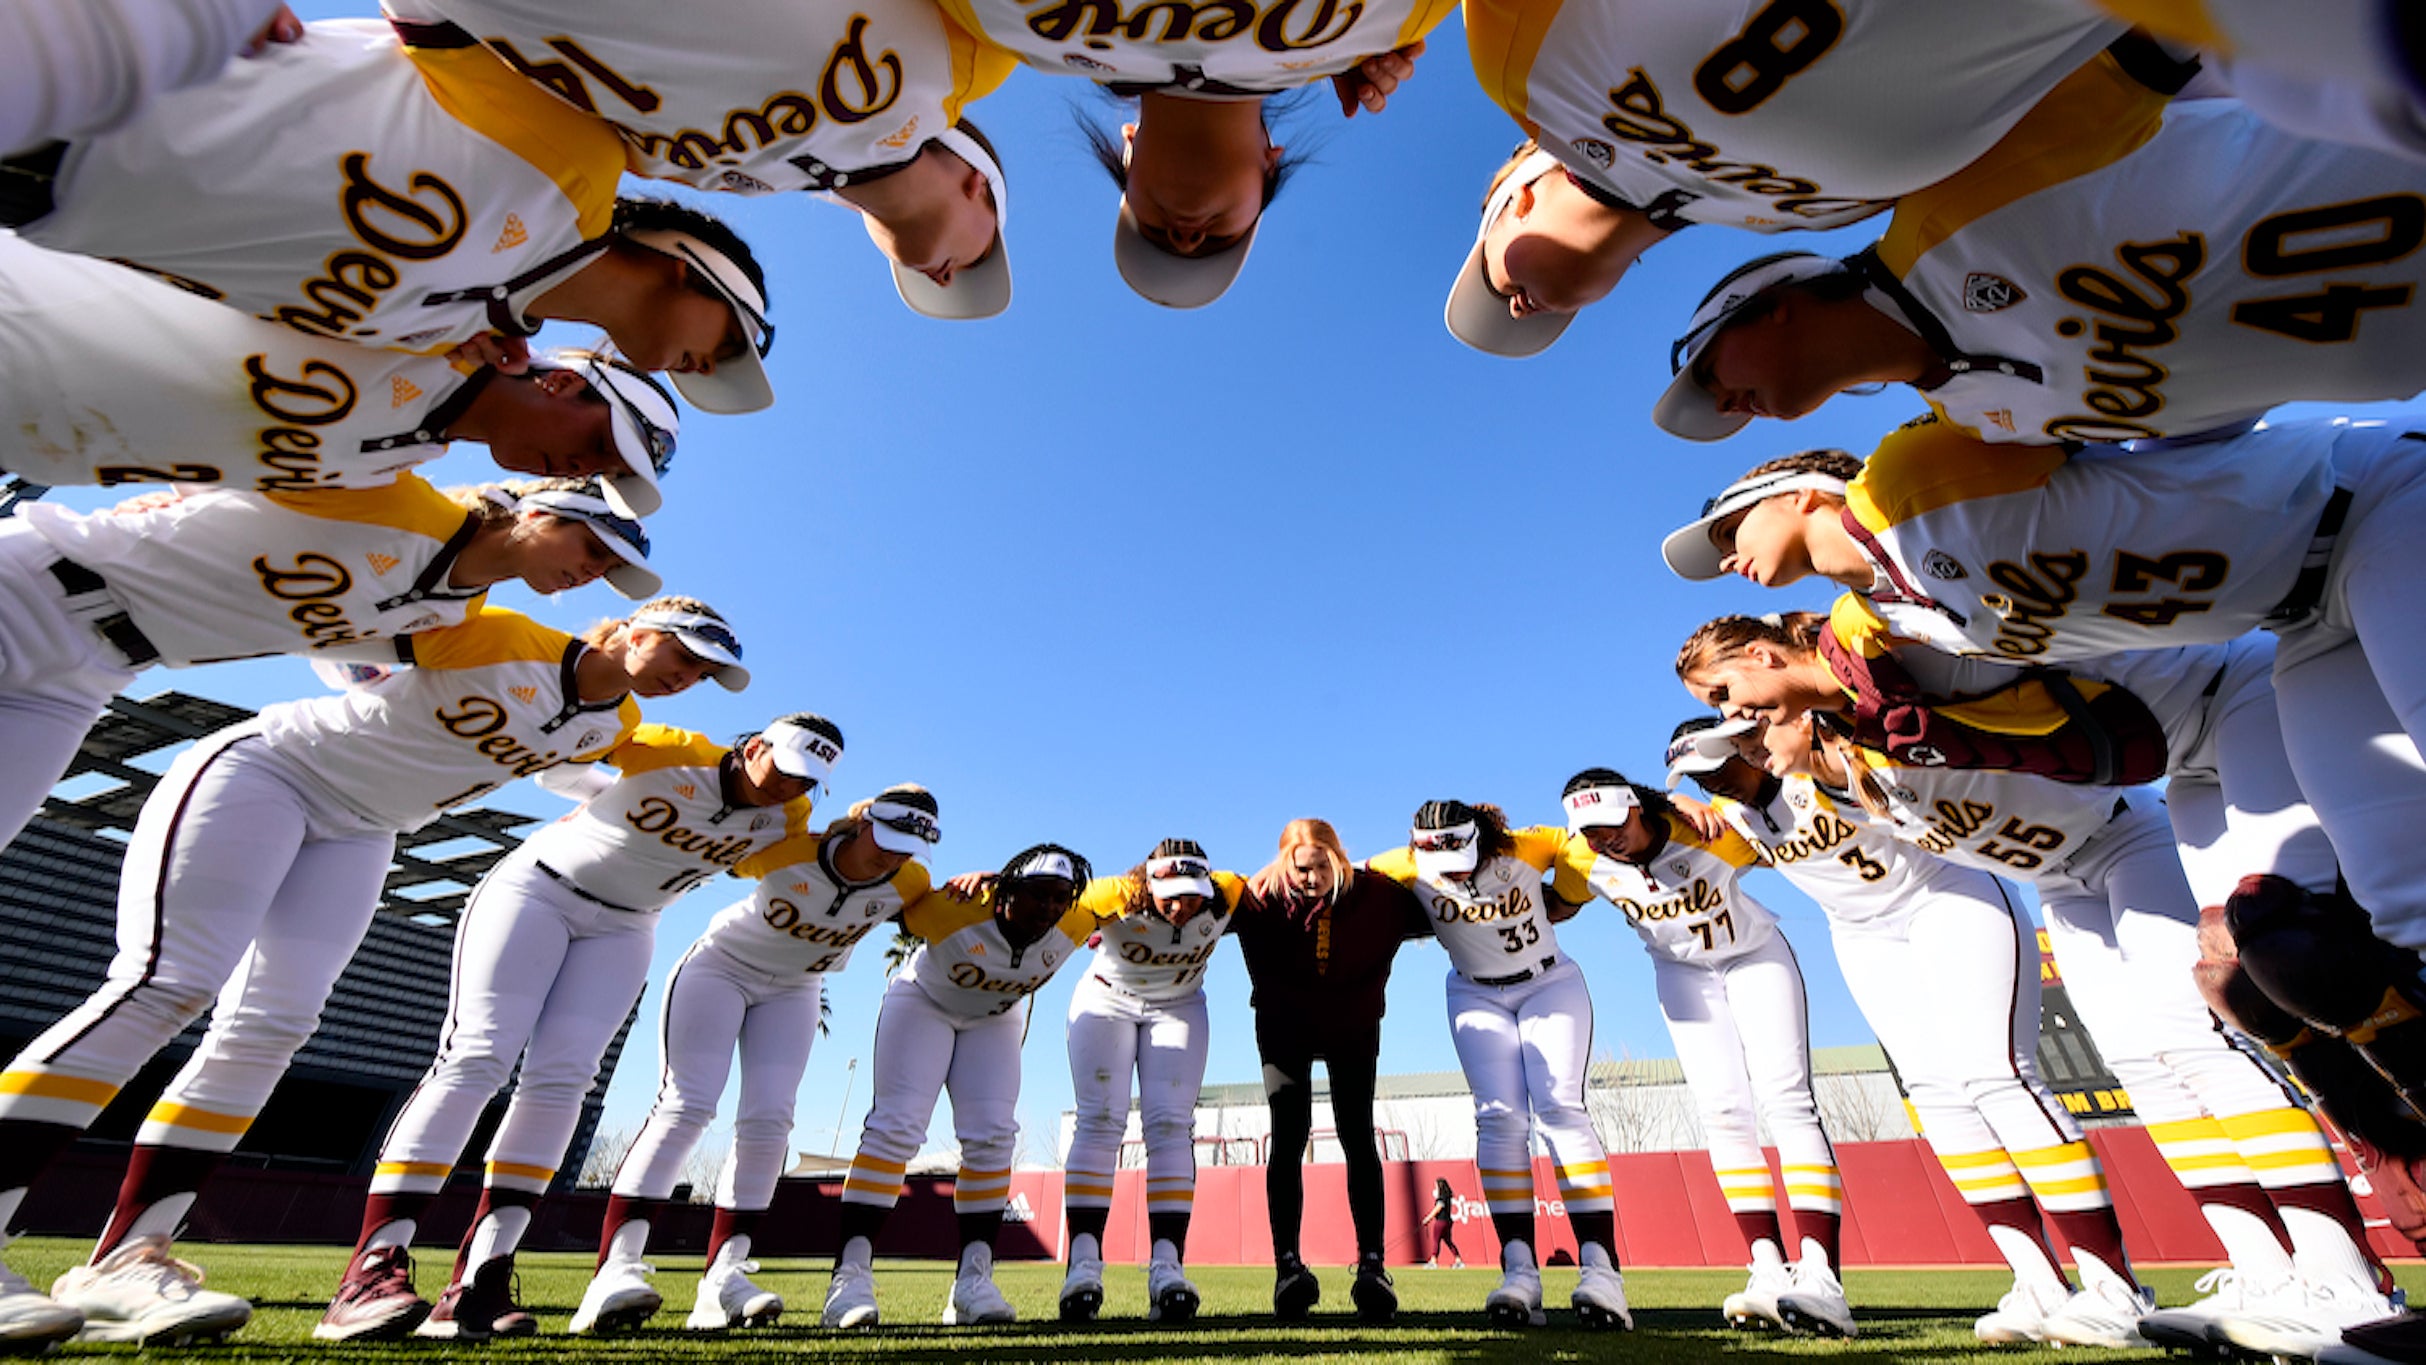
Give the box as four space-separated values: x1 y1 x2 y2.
1061 53 1114 72
1569 138 1617 169
1906 746 1948 766
719 170 774 193
1923 550 1968 581
1962 272 2024 313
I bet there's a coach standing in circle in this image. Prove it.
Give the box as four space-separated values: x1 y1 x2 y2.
1238 819 1427 1323
1367 801 1629 1331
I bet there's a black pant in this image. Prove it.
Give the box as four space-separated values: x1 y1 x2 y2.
1260 1025 1383 1262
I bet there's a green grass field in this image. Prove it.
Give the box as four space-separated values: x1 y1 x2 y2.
10 1239 2424 1364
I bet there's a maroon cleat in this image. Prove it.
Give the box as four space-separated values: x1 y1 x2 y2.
313 1246 430 1342
414 1256 537 1341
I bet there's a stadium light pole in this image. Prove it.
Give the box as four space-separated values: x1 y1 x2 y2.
830 1057 857 1157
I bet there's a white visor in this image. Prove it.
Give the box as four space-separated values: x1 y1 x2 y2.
867 799 942 853
631 607 750 691
1660 467 1851 581
1410 821 1482 878
1664 717 1759 788
1112 126 1259 310
1652 252 1853 442
550 350 679 519
1563 784 1640 834
1146 855 1217 902
880 125 1013 321
1008 849 1079 883
516 485 662 599
623 229 775 415
761 719 841 787
1442 149 1572 358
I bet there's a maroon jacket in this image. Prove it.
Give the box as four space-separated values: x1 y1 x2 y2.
1235 869 1429 1052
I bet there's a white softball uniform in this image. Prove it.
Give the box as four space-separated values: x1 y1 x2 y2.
2085 0 2426 159
1867 97 2426 445
1555 823 1840 1224
1837 413 2426 944
0 608 632 1153
840 886 1095 1216
0 0 283 154
24 18 624 352
1464 0 2127 229
0 233 489 492
384 0 1015 194
1062 872 1240 1223
1842 752 2346 1201
933 0 1455 94
1370 829 1614 1224
612 831 931 1210
376 728 812 1198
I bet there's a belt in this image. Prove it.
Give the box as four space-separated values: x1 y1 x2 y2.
1469 954 1557 989
46 558 159 667
535 860 648 914
0 140 65 228
2266 487 2354 626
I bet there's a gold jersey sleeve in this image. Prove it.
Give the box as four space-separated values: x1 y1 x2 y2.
1846 416 2069 536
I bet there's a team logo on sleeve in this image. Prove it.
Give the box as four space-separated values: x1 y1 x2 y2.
1906 746 1947 766
1569 138 1616 169
720 171 774 192
1962 272 2025 313
1061 53 1115 72
1923 550 1968 581
752 813 774 831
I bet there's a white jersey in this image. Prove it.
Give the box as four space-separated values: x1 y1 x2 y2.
16 477 482 668
1464 0 2128 230
1553 819 1777 964
388 0 1015 194
1075 871 1241 1005
1839 743 2134 886
253 607 639 832
27 19 625 352
1712 775 1948 929
1369 825 1569 981
1874 97 2426 445
0 0 284 154
694 827 933 976
514 724 813 913
1841 413 2348 663
934 0 1455 94
0 233 483 492
896 884 1095 1019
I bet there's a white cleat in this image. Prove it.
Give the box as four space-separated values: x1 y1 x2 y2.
1059 1255 1104 1323
1973 1277 2073 1344
822 1260 880 1330
1146 1257 1200 1324
0 1255 82 1351
50 1235 252 1346
2136 1267 2283 1353
1485 1240 1546 1329
1722 1254 1795 1331
1777 1256 1857 1339
686 1258 781 1331
2216 1273 2402 1360
941 1245 1015 1326
568 1256 662 1334
1570 1244 1632 1331
2037 1277 2155 1349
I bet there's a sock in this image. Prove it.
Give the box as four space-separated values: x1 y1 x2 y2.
706 1207 760 1271
356 1191 430 1256
2045 1206 2138 1292
452 1186 537 1281
2278 1200 2393 1291
1066 1204 1110 1260
0 1121 83 1233
1734 1209 1784 1262
1791 1210 1842 1268
836 1235 874 1271
1151 1237 1182 1269
834 1203 887 1267
956 1208 1003 1261
0 1188 22 1236
2196 1188 2295 1279
91 1143 223 1261
1969 1196 2069 1291
1147 1210 1190 1261
596 1193 652 1269
1570 1209 1619 1265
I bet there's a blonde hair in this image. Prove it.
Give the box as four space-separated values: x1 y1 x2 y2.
825 782 935 846
1674 611 1827 685
1481 138 1543 210
582 594 725 649
1260 817 1354 905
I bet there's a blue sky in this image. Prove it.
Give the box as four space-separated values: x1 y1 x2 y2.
70 5 2410 1174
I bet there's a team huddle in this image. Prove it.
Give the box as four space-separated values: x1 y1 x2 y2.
2 0 2426 1357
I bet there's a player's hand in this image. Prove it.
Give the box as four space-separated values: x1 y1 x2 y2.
447 333 533 374
1331 40 1424 119
942 871 996 901
1669 793 1730 843
242 6 306 55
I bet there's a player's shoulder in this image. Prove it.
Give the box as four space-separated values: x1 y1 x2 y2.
403 606 571 671
890 859 935 903
1509 824 1569 871
1848 414 2068 531
1211 870 1248 912
1365 846 1419 885
261 472 466 536
1078 875 1137 922
605 723 725 773
903 885 994 942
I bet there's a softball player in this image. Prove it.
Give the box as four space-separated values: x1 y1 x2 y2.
1367 801 1629 1330
382 0 1021 321
930 0 1448 308
824 844 1096 1330
0 233 673 505
570 786 941 1335
1445 0 2170 355
1548 769 1850 1337
1663 423 2426 963
331 695 836 1343
0 599 702 1347
0 0 289 155
1684 615 2401 1353
1054 840 1241 1325
0 472 659 857
6 18 774 411
1651 101 2426 445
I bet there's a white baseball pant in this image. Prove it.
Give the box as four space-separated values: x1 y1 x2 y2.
611 939 817 1211
1651 933 1842 1225
839 975 1022 1217
1445 957 1614 1224
374 851 657 1198
1063 973 1208 1223
0 524 139 852
2162 634 2341 908
0 727 391 1142
0 0 282 155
